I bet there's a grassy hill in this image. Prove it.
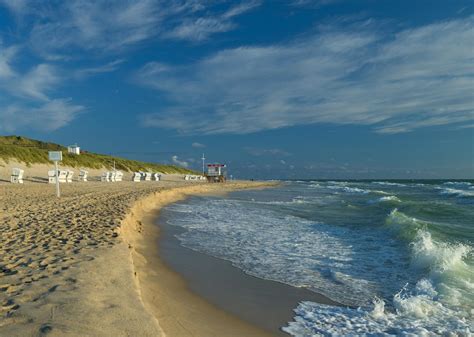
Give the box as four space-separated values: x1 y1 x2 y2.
0 135 194 174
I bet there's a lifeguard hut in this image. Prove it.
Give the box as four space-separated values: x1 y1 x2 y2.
206 163 227 183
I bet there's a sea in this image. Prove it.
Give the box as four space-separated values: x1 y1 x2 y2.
161 180 473 336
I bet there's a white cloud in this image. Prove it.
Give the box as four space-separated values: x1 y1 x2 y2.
0 0 28 14
165 17 235 42
0 45 18 79
0 99 84 132
138 17 474 135
171 155 189 168
0 43 84 132
192 142 206 148
164 1 261 42
74 59 124 79
16 64 60 101
245 147 291 156
0 0 261 57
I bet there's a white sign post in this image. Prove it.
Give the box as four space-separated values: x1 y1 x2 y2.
48 151 63 198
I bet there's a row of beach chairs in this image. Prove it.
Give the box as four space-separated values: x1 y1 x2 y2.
184 174 206 181
7 168 163 184
132 172 161 182
48 170 76 183
101 171 124 182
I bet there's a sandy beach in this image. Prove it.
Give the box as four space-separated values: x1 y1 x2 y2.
0 177 277 336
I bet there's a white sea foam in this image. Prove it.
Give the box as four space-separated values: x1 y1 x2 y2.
438 187 474 198
284 227 473 336
368 196 401 204
443 181 472 187
284 280 472 336
165 198 412 307
371 190 391 195
372 181 407 187
326 185 370 194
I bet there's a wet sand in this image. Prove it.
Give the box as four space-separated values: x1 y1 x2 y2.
120 181 280 337
158 219 340 336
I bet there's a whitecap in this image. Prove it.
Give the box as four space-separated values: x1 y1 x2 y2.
372 181 407 187
439 187 474 198
368 196 401 204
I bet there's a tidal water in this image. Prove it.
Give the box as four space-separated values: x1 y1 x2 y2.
161 180 473 336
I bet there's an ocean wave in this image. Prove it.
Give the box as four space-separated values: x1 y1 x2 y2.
383 209 473 323
385 208 428 240
410 229 472 275
443 181 472 187
438 187 474 198
372 181 407 187
284 224 473 336
284 280 472 336
371 190 391 195
258 198 311 205
368 196 401 204
326 185 370 194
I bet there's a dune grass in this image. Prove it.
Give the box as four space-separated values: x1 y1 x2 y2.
0 135 195 174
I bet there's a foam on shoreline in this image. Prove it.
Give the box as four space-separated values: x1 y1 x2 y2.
118 181 279 337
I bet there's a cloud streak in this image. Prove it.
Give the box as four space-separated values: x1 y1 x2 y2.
138 17 474 135
1 0 261 58
0 44 84 132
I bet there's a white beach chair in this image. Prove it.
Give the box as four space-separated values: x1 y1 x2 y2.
66 170 74 183
142 172 152 181
101 172 111 182
110 171 117 182
10 168 24 184
132 172 141 182
58 170 68 183
115 171 123 182
49 170 67 183
152 173 161 181
184 175 190 181
79 170 88 182
48 170 56 184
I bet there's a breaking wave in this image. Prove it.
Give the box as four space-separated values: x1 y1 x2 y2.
285 209 473 336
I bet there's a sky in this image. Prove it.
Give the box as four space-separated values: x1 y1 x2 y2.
0 0 472 179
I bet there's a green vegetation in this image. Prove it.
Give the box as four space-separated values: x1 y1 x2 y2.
0 135 195 174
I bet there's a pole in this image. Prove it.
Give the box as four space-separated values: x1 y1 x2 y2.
201 153 205 175
54 160 60 198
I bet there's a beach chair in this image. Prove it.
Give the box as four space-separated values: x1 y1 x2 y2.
79 170 88 182
10 168 24 184
58 170 68 183
132 172 141 182
66 170 74 183
142 172 152 181
48 170 56 184
184 175 190 181
115 171 123 182
101 172 111 182
49 170 67 183
153 173 161 181
110 171 117 182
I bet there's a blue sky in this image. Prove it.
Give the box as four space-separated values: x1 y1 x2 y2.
0 0 472 179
